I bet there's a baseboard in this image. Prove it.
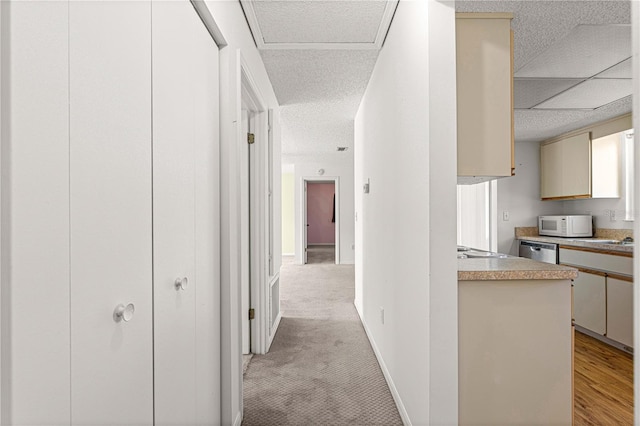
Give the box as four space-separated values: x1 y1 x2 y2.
575 325 634 354
267 311 283 351
355 303 412 426
233 411 242 426
282 253 294 257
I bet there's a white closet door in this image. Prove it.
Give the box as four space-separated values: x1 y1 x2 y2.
7 2 71 423
69 2 153 424
152 1 197 423
193 17 222 424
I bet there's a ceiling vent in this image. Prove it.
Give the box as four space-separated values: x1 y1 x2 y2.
337 147 348 152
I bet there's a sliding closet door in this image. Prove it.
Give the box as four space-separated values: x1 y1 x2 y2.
152 1 197 423
193 14 222 424
69 2 153 424
6 2 71 423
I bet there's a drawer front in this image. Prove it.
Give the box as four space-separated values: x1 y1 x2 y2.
559 248 632 276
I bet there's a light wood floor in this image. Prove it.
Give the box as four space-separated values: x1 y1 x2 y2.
574 331 633 425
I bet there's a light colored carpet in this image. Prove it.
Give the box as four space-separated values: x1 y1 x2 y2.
242 262 402 425
306 245 335 264
243 354 254 375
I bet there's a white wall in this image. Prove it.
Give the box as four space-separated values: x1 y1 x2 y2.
354 1 458 424
497 142 562 254
204 1 281 424
285 156 355 264
281 164 295 255
563 197 631 230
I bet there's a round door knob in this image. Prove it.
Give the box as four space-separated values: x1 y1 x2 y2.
175 277 188 291
114 303 135 323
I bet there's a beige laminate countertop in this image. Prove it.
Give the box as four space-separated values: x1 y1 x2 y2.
458 257 578 281
517 235 633 254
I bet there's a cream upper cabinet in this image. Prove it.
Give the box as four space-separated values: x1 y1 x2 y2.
540 139 563 198
540 133 591 200
540 114 630 200
456 13 514 184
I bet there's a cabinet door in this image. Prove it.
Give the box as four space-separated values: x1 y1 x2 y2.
541 142 562 199
561 133 591 197
456 15 513 177
606 277 633 347
152 1 197 423
572 270 606 335
69 1 153 424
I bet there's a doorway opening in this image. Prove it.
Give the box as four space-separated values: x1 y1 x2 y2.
303 178 340 265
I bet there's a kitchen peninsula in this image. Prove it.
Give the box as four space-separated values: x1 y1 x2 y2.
458 255 578 425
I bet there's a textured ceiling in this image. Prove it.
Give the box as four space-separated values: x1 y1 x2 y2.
253 1 386 44
251 0 633 159
456 0 632 143
261 49 379 159
242 1 392 161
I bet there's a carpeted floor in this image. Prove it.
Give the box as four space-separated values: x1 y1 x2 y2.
242 262 402 425
306 245 336 264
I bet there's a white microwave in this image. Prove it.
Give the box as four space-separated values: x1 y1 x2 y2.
538 215 593 237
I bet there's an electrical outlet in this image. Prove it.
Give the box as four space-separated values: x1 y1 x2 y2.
380 307 385 325
502 211 510 221
610 209 617 221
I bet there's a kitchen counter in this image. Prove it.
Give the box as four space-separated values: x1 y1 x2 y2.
458 256 578 281
517 235 633 254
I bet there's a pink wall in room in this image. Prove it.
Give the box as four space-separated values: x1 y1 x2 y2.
307 183 335 244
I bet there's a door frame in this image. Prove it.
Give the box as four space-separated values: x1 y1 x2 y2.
240 56 275 356
301 177 340 264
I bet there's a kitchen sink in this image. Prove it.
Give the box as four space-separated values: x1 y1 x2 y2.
464 250 509 259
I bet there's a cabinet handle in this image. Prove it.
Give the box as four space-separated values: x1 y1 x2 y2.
175 277 188 291
113 303 135 323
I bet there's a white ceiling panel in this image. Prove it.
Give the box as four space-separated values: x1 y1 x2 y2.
533 79 632 110
252 1 386 44
514 79 584 109
595 57 632 79
515 96 632 143
515 24 631 78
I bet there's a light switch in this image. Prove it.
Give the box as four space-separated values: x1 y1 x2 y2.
502 211 510 221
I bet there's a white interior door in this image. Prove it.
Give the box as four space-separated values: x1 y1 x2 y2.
152 1 197 423
69 1 153 423
241 109 251 355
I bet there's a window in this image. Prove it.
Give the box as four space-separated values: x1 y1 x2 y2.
457 180 497 251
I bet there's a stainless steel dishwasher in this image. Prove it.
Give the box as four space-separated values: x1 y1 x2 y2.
518 240 558 264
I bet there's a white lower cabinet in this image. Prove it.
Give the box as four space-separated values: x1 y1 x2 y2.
606 277 634 347
572 271 606 335
561 247 634 348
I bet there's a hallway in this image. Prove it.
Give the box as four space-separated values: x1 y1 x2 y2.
242 261 402 425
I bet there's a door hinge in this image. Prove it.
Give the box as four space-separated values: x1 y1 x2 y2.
248 308 255 320
247 133 255 145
